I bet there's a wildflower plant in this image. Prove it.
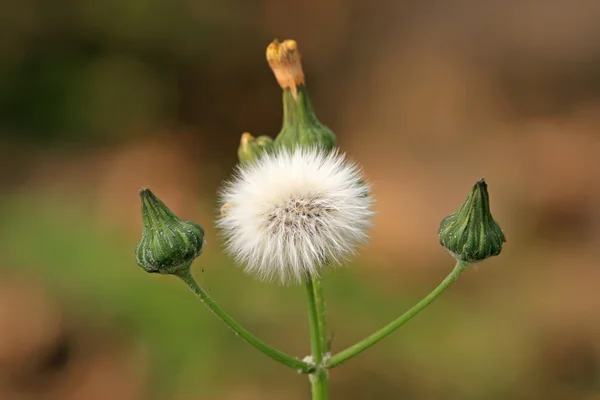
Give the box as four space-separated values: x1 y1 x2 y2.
135 39 506 399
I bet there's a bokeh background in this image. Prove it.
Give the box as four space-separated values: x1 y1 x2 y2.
2 0 600 399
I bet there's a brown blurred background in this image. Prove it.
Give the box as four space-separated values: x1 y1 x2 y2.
2 0 600 399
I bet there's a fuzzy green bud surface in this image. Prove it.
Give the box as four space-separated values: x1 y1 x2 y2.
135 189 205 274
438 179 505 263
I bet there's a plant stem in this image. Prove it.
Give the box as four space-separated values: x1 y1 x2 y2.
305 275 330 400
312 276 328 354
326 261 469 369
175 269 312 373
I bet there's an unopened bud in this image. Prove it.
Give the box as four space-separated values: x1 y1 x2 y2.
237 132 273 164
438 179 506 263
135 189 205 274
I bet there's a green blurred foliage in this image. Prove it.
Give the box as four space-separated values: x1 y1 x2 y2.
0 0 258 145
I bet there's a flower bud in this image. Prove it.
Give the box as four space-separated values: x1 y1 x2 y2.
266 39 336 152
438 179 506 263
135 189 205 274
237 132 273 164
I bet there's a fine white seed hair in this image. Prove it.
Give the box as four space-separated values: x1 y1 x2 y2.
217 147 374 285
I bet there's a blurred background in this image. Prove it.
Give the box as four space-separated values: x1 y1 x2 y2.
2 0 600 398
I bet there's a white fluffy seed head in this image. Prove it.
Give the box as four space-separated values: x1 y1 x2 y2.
217 147 374 285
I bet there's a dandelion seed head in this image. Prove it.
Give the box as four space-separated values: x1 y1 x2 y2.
217 147 374 285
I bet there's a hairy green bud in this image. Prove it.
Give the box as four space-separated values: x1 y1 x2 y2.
135 189 205 274
438 179 506 263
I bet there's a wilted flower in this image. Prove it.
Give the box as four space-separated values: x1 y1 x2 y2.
218 147 374 285
266 39 337 152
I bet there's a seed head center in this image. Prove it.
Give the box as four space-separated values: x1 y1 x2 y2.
265 194 329 235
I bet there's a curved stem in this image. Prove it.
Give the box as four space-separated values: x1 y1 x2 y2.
326 261 469 369
305 275 330 400
175 269 312 373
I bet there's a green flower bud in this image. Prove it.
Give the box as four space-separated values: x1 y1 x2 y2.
438 179 506 264
237 132 273 164
135 189 205 274
266 39 336 152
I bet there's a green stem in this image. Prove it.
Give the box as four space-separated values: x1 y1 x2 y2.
312 276 328 353
326 261 469 369
305 275 330 400
175 269 312 373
